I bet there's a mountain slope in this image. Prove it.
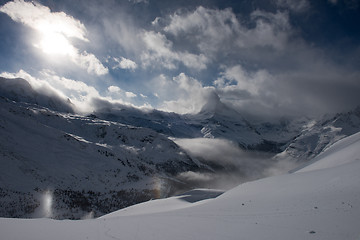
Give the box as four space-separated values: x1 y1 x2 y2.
0 97 206 219
92 98 297 152
275 106 360 162
1 131 360 240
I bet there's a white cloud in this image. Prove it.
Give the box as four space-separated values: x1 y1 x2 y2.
0 0 88 41
164 7 239 38
125 91 137 98
177 171 214 182
151 73 217 114
76 52 109 76
108 85 122 93
174 138 245 165
39 70 101 111
163 7 240 55
213 65 285 119
108 85 137 100
0 69 102 112
163 6 292 55
214 65 269 96
0 69 67 100
174 137 292 188
103 6 291 74
247 10 291 50
113 57 138 70
140 31 208 70
0 70 145 113
0 0 108 76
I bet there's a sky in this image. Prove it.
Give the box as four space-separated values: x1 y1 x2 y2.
0 0 359 118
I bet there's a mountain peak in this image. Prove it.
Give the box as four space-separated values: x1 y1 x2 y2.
0 77 74 113
198 91 244 120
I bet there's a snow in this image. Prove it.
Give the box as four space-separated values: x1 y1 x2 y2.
1 131 360 239
294 130 360 173
101 189 224 218
0 97 204 218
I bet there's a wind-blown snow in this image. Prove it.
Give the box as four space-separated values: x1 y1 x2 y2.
1 131 360 239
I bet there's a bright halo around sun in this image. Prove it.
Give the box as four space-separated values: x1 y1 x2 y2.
36 32 76 56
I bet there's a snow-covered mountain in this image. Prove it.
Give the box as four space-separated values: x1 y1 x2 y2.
92 97 299 152
0 77 74 113
0 96 207 219
275 106 360 162
1 76 360 220
1 129 360 240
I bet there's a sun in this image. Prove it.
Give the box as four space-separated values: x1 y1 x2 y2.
36 32 76 56
33 20 78 56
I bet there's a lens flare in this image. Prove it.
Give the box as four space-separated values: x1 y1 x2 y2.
152 177 170 199
43 190 53 218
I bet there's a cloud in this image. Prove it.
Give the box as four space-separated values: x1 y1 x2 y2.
0 0 88 41
177 171 213 182
38 70 102 111
101 6 209 72
275 0 310 12
108 85 122 94
213 55 360 119
140 31 208 70
174 138 297 189
151 73 217 114
1 69 108 112
1 69 151 113
154 6 360 118
113 57 138 70
0 69 68 100
125 91 137 98
0 0 108 76
247 10 291 50
163 7 240 48
214 65 269 96
76 52 108 76
101 12 142 57
108 85 137 100
128 0 149 4
163 6 292 56
1 2 359 119
174 138 245 165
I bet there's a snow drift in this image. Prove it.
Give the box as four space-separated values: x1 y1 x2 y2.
1 131 360 240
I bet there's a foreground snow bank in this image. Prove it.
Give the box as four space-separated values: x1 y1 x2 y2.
1 132 360 240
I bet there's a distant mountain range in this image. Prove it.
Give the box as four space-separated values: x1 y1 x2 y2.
1 76 360 219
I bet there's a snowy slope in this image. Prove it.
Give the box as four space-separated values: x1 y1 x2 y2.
1 131 359 240
0 97 206 219
275 106 360 162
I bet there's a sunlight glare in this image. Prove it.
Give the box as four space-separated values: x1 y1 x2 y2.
38 32 76 56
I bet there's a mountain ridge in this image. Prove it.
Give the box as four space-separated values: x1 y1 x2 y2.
1 76 360 219
1 130 360 239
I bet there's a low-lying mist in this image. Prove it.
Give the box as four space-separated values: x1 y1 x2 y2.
173 138 298 191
